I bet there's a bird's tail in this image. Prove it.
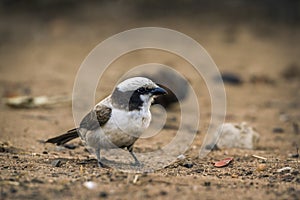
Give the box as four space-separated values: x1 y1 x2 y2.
45 128 79 145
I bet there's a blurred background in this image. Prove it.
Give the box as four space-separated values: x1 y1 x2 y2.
0 0 299 93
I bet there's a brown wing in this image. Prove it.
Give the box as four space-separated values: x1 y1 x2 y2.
79 105 112 130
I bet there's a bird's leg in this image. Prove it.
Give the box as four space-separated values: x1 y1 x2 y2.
95 147 104 167
127 145 141 166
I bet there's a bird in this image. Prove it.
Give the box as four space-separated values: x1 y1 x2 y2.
45 77 167 167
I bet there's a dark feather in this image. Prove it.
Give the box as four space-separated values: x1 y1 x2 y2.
80 105 112 130
45 104 112 145
45 128 79 145
111 87 154 111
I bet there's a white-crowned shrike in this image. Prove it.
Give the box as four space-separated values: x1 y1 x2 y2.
45 77 167 167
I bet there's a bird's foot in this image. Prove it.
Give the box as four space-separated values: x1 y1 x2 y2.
132 160 143 168
98 161 109 168
98 161 104 168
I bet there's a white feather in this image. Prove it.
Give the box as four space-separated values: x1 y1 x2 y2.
116 77 157 92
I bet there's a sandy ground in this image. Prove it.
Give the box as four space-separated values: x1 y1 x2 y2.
0 2 300 200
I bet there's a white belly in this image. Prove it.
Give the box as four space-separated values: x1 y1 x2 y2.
80 108 151 150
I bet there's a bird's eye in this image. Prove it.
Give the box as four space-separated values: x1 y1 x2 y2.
137 87 146 93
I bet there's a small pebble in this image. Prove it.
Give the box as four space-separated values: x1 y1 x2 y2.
10 187 17 193
99 191 108 198
51 159 61 167
183 161 193 168
291 170 299 175
177 154 185 160
231 174 239 178
84 181 98 190
245 171 253 176
272 127 284 133
217 73 243 85
204 181 211 186
48 179 54 183
160 190 168 196
31 178 44 184
256 164 267 171
133 175 139 184
279 114 289 122
290 153 299 158
0 147 5 152
193 168 204 173
277 167 292 173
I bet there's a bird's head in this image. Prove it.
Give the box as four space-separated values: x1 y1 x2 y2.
111 77 167 111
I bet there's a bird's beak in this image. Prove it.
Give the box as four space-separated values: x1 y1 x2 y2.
150 87 167 96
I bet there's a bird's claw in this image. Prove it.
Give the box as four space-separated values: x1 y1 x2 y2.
132 161 143 168
98 161 108 168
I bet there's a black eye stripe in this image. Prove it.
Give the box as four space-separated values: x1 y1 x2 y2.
111 87 153 111
137 87 150 94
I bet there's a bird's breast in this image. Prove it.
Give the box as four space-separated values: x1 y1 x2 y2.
109 108 151 134
80 108 152 149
